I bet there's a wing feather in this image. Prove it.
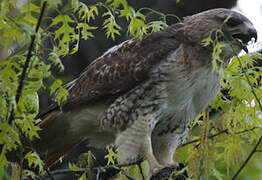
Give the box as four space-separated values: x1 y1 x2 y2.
37 23 184 117
63 23 184 110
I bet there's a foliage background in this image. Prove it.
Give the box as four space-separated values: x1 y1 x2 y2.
0 0 261 179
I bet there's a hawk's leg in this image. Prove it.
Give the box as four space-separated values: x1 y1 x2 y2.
115 112 164 174
149 132 188 179
152 129 188 166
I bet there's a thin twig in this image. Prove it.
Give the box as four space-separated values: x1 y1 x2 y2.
8 1 47 124
120 169 135 180
138 162 145 180
235 55 262 110
44 168 55 180
179 129 228 148
234 127 257 134
232 136 262 180
179 127 257 148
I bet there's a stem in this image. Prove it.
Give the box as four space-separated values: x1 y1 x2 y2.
178 127 257 148
8 1 47 124
232 136 262 180
179 129 227 148
45 168 55 180
138 162 145 180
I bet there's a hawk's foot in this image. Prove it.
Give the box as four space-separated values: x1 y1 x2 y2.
150 165 176 180
150 163 188 180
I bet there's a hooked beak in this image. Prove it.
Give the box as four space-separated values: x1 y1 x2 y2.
231 22 257 53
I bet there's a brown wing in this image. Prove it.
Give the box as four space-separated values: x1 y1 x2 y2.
36 23 184 119
62 23 184 110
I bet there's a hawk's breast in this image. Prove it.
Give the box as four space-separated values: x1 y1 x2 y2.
153 50 221 136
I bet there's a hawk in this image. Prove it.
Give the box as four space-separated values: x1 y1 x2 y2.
34 8 257 175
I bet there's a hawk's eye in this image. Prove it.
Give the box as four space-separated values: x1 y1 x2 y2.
226 18 242 27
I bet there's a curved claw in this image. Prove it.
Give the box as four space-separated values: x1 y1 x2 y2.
150 165 176 180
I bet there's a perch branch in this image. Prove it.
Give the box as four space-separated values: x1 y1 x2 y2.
39 157 143 180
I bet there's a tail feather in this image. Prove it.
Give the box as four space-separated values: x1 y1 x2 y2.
34 107 83 167
44 140 82 167
37 110 60 128
35 103 59 120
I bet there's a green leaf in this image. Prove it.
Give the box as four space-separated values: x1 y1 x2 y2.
17 90 39 116
119 6 134 20
106 0 128 9
0 123 20 151
68 162 83 171
146 21 167 33
78 2 89 20
21 2 40 25
212 42 225 71
0 145 8 168
50 79 63 95
51 14 75 55
56 86 69 105
77 23 97 40
23 170 38 179
128 11 147 38
87 6 98 22
202 36 213 47
103 11 121 40
0 0 11 15
79 173 87 180
47 0 62 8
105 146 118 165
48 52 64 71
25 151 44 173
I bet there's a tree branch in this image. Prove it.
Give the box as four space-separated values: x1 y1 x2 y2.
232 136 262 180
178 129 228 148
8 1 47 124
45 168 55 180
138 162 146 180
39 157 144 180
178 127 257 148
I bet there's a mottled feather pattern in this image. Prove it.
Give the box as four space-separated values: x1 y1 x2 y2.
63 23 183 110
100 78 168 132
34 9 257 171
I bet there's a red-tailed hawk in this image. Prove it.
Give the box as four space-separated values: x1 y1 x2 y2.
35 8 257 176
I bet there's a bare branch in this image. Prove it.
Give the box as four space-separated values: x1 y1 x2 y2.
138 162 146 180
232 136 262 180
179 127 258 148
178 129 228 148
8 1 47 124
45 168 55 180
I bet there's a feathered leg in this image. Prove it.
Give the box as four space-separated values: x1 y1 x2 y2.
115 112 164 175
152 128 188 166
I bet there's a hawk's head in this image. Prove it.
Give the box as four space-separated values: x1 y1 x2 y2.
182 8 257 59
